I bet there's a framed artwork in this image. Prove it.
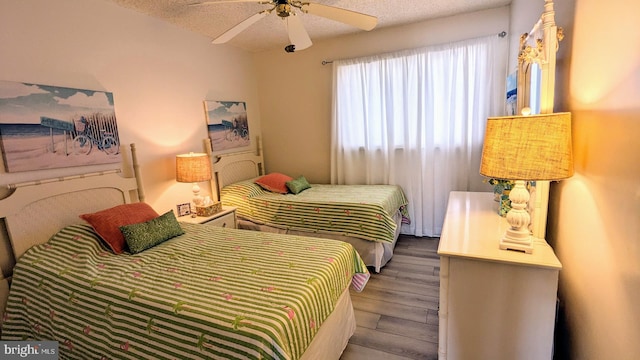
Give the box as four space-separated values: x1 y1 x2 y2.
506 71 517 115
0 80 121 172
204 100 250 152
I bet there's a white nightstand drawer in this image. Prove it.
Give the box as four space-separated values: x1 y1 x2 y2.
202 211 236 228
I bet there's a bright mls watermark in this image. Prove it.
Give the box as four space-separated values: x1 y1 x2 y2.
1 341 58 359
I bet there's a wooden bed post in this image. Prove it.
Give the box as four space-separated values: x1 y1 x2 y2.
130 143 145 203
256 135 264 175
202 138 219 201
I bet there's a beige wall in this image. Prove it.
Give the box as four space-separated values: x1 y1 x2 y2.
252 7 510 183
0 0 261 214
548 0 640 358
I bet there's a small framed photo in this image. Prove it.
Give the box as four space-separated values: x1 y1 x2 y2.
177 203 191 217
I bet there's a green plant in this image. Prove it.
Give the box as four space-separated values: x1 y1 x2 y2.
485 178 516 194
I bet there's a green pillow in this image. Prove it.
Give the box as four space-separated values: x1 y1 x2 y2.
120 210 184 254
286 176 311 194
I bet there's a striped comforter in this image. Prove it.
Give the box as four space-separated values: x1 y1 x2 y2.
2 223 369 359
221 181 409 244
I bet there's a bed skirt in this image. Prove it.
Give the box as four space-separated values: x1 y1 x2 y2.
300 287 355 359
237 211 403 272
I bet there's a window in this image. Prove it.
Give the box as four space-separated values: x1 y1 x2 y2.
331 35 508 236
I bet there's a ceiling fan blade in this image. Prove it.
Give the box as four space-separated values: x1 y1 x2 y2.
190 0 268 5
285 13 312 51
212 10 269 44
303 3 377 31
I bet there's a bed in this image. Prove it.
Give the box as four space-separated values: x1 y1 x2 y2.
0 144 369 360
206 139 409 273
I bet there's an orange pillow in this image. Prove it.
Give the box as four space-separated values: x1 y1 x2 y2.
255 173 293 194
80 203 159 254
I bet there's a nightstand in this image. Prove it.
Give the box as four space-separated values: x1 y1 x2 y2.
179 206 236 228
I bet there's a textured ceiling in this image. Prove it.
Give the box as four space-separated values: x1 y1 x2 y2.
107 0 511 52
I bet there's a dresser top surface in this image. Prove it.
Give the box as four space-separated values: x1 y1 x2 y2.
437 191 562 269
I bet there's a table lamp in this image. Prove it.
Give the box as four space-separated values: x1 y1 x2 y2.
479 112 573 254
176 152 212 208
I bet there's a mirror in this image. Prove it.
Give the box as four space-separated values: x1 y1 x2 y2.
517 24 549 115
516 0 563 239
528 62 542 115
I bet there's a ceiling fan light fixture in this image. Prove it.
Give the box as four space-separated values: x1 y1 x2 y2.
276 3 291 17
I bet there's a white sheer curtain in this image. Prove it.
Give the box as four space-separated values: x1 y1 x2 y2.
331 34 508 237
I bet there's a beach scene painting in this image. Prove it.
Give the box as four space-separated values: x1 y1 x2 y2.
506 71 517 115
204 100 250 152
0 80 121 173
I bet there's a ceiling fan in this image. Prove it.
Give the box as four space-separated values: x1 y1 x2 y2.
191 0 377 52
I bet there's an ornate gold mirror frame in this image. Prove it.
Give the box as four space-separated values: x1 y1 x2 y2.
516 0 564 239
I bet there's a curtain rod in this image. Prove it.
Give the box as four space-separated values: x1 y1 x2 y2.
321 30 507 65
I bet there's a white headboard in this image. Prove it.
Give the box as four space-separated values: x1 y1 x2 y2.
0 143 144 261
204 138 265 201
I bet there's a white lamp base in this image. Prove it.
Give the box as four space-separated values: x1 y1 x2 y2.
192 182 204 206
500 180 534 254
190 183 204 218
499 234 534 254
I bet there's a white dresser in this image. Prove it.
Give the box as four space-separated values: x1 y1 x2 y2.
437 191 562 360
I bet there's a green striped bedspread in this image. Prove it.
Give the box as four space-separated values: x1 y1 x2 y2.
2 223 369 359
220 181 409 243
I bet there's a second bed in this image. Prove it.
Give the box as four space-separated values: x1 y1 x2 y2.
208 143 410 272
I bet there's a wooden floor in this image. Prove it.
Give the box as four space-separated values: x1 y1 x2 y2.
341 234 441 360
